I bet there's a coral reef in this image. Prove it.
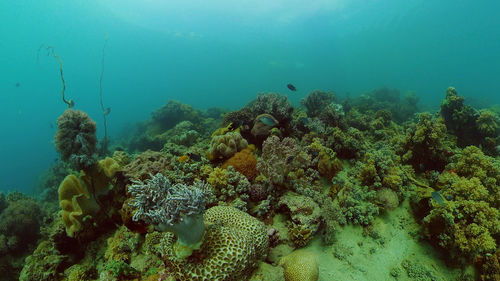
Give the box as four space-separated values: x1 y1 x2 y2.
18 88 500 280
55 109 98 170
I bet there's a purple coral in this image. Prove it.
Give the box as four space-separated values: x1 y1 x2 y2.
128 173 207 226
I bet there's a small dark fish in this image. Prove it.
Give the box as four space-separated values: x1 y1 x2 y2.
431 191 445 205
258 116 278 126
15 82 20 87
228 121 242 131
50 122 54 129
187 153 201 162
287 83 296 91
103 107 111 116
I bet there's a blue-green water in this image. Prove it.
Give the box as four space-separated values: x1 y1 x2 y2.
1 0 499 193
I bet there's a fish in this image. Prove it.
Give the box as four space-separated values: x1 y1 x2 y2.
15 82 20 87
187 152 201 161
287 83 296 91
258 116 278 126
103 107 111 116
431 191 445 205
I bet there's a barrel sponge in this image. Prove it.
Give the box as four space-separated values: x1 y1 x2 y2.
55 109 97 170
279 249 319 281
207 131 248 161
168 206 269 281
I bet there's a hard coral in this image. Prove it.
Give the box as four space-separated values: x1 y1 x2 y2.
423 171 499 263
401 112 453 171
166 206 269 281
301 90 335 118
55 109 97 170
123 150 170 181
279 249 318 281
257 136 301 185
248 93 293 124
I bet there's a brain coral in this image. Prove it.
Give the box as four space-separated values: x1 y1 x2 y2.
279 249 319 281
166 206 269 281
55 109 98 170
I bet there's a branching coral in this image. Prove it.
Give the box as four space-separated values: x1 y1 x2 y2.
248 93 294 124
301 90 335 118
55 109 98 170
401 112 454 171
337 182 379 226
422 147 500 264
257 136 301 185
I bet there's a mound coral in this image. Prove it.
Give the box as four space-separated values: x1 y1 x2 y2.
54 109 98 170
279 249 319 281
166 206 269 281
207 131 248 161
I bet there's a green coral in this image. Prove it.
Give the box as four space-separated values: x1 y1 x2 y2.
423 162 499 263
337 182 379 226
401 112 454 171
